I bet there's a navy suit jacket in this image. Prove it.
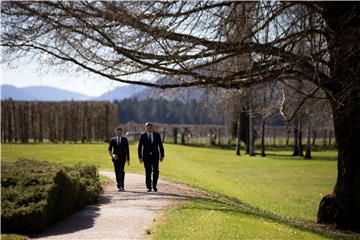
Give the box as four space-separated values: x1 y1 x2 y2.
138 132 164 161
108 137 130 161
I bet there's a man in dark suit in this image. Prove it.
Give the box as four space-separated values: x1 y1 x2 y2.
138 122 164 192
108 127 130 192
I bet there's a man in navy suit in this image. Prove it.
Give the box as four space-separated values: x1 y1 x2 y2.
108 127 130 192
138 122 164 192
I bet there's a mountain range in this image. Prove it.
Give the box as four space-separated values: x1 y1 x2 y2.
1 85 90 101
1 78 205 101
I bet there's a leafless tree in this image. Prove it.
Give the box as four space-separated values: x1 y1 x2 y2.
250 82 279 157
0 101 117 143
2 1 359 230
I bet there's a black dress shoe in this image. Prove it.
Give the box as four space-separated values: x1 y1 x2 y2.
147 189 152 192
153 187 158 192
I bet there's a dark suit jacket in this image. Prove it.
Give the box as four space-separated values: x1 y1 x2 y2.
108 137 130 161
138 132 164 161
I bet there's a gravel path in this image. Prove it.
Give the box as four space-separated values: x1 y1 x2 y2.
32 170 204 240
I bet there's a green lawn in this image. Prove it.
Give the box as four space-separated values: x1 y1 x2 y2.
154 199 328 240
2 143 351 239
157 145 337 221
1 143 118 170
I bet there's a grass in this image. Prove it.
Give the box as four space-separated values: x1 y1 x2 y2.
154 199 329 240
99 174 111 183
0 234 27 240
1 143 116 169
1 143 336 220
157 144 337 221
2 142 354 239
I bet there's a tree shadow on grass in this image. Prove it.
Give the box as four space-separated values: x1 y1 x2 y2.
185 196 359 240
31 195 112 238
103 188 207 212
126 190 204 198
265 152 337 162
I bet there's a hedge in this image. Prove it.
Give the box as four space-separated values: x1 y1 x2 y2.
1 159 103 234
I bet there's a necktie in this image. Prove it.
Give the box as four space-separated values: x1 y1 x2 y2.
147 133 153 143
117 137 121 145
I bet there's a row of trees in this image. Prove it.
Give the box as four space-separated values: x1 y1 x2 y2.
114 95 334 155
1 98 335 149
1 101 117 143
115 98 224 124
223 81 334 158
121 122 335 148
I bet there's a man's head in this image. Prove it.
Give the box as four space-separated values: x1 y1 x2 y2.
145 122 153 133
114 127 123 137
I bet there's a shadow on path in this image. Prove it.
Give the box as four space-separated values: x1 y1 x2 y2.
31 171 205 240
31 195 112 238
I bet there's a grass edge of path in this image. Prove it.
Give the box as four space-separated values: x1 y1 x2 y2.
149 177 359 240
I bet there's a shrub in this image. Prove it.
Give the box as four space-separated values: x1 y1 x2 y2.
1 159 103 234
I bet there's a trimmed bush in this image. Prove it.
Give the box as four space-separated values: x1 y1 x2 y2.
1 159 103 234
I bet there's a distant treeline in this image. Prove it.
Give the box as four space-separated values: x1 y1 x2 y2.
114 98 224 124
1 100 117 143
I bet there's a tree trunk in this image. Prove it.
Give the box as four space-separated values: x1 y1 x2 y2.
209 128 216 145
162 126 167 143
1 102 7 142
305 123 311 159
54 107 58 143
81 103 88 144
318 96 360 231
236 112 241 156
39 109 43 143
196 125 200 144
7 102 13 142
87 103 93 143
317 2 360 231
312 129 317 148
260 118 266 157
272 127 276 147
173 127 178 144
13 102 18 142
292 123 299 156
298 117 304 156
293 118 304 156
248 97 255 156
181 131 185 145
285 128 290 147
216 128 220 145
323 129 327 147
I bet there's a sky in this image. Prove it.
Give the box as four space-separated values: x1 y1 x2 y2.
1 60 154 97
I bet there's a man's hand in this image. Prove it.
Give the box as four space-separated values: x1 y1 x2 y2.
160 157 164 162
112 154 118 160
139 158 144 163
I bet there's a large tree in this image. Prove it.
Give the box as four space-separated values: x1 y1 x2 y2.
1 1 359 231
